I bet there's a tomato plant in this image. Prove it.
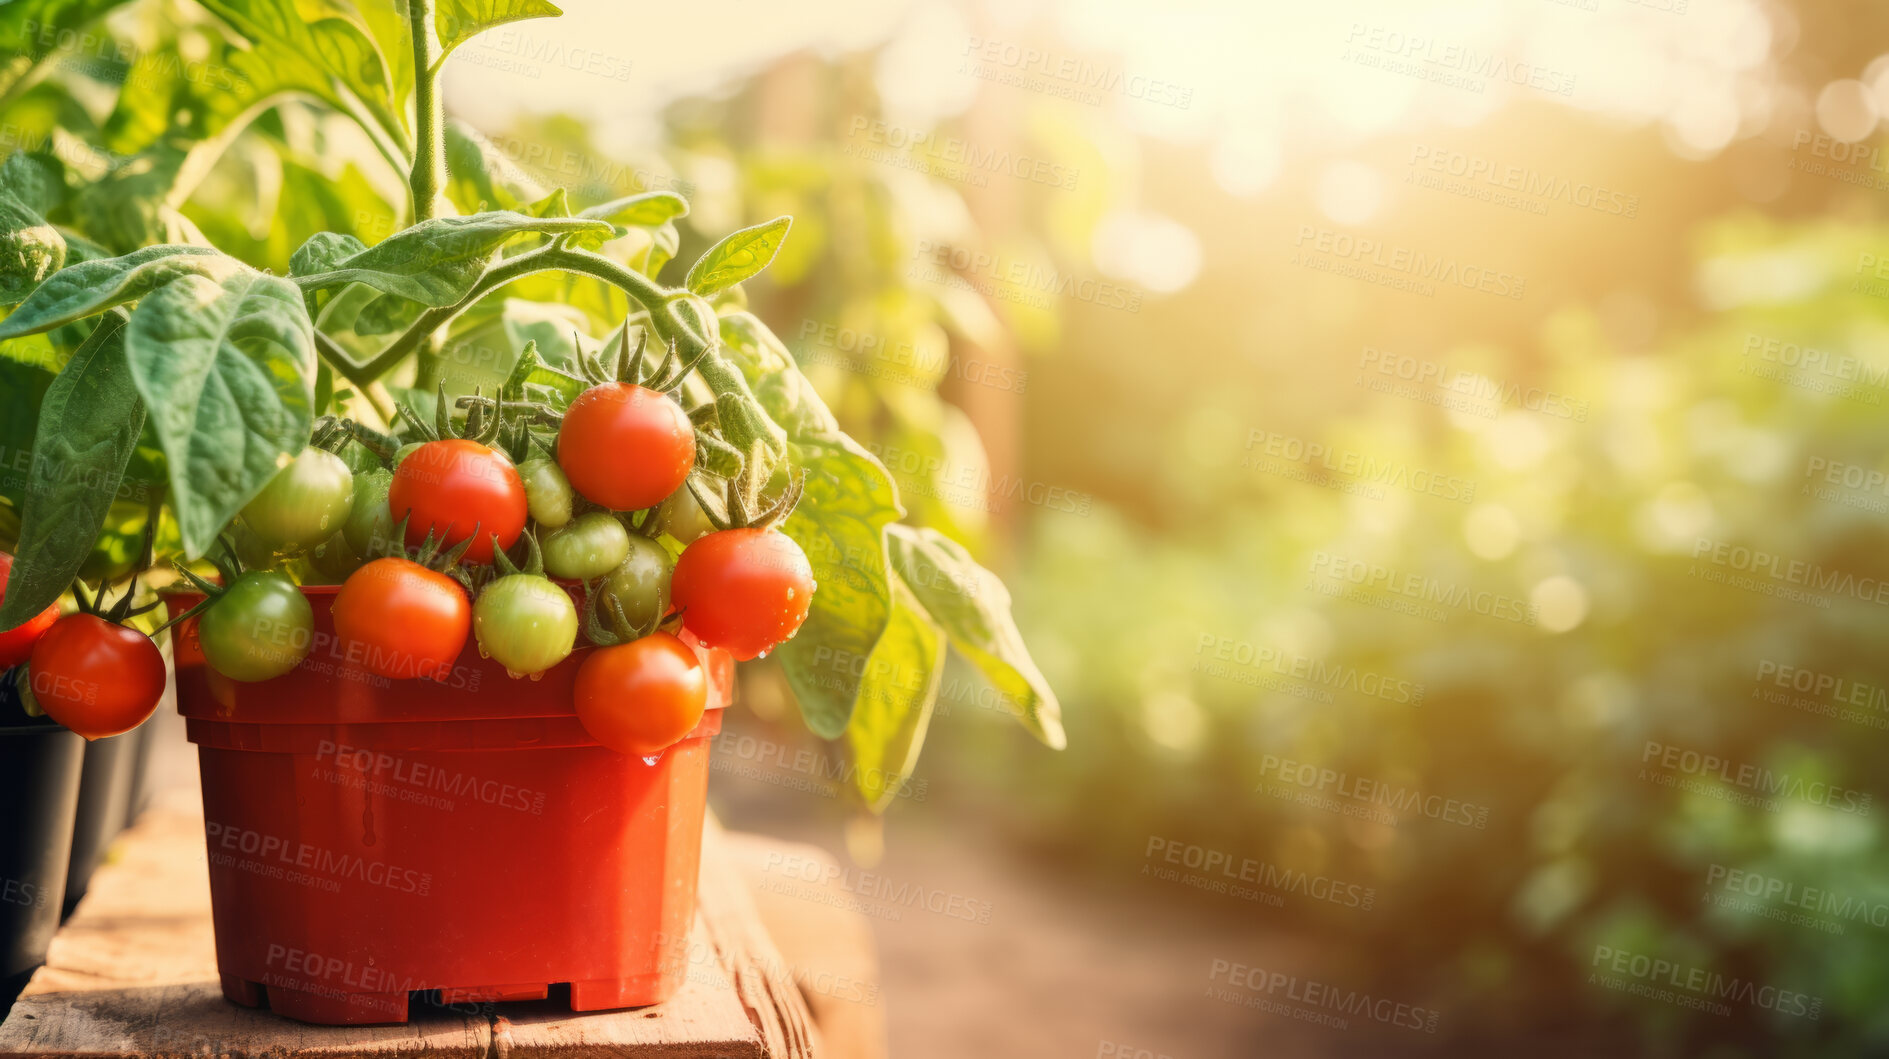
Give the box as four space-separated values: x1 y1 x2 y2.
0 0 1061 807
573 631 707 757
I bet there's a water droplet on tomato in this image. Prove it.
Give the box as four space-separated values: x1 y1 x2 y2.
528 670 544 682
505 668 524 680
642 754 662 767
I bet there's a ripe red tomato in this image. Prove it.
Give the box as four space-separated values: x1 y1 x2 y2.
671 528 814 661
0 551 58 668
332 557 470 680
574 632 707 756
29 615 165 739
389 439 526 563
556 383 694 511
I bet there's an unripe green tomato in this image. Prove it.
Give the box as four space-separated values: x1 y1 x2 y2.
601 535 674 631
342 468 394 557
657 488 715 544
473 574 578 677
242 448 354 551
518 458 574 529
542 512 630 580
197 571 314 682
394 442 424 466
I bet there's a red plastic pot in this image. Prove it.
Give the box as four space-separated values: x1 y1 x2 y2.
164 585 734 1026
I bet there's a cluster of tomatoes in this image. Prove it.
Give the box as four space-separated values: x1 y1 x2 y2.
3 370 817 759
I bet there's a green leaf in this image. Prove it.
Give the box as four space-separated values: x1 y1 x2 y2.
776 431 905 738
568 191 686 256
123 268 315 557
293 211 614 306
0 152 67 216
0 354 57 509
435 0 563 59
686 216 791 298
443 119 544 214
522 187 572 219
353 291 428 337
580 191 689 228
196 0 400 139
0 314 145 629
887 525 1065 748
0 0 137 68
0 245 228 340
844 579 946 811
65 147 207 253
290 232 369 277
354 0 415 125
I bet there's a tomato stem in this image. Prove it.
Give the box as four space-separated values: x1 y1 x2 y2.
406 0 445 225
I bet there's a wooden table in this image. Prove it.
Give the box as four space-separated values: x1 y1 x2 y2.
0 789 883 1059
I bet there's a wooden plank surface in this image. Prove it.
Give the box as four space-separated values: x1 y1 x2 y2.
0 804 490 1058
723 835 885 1059
0 789 830 1058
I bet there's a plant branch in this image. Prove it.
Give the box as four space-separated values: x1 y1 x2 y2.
310 245 737 400
406 0 445 224
312 331 396 421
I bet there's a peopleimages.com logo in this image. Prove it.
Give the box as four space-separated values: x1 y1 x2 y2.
1639 741 1872 815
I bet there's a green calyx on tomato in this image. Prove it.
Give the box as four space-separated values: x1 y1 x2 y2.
543 511 631 581
240 447 355 552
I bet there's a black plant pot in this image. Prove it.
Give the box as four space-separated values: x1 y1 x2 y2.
122 719 157 827
61 729 136 920
0 712 84 1017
